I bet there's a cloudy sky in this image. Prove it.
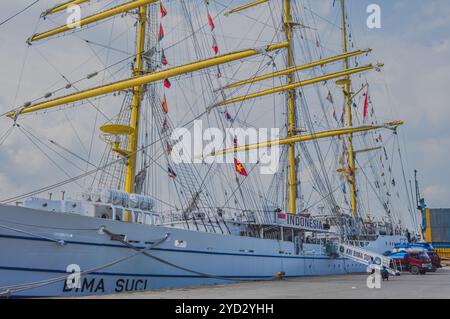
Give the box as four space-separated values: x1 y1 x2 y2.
0 0 449 211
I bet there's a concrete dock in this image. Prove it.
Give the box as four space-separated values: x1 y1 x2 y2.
84 267 450 299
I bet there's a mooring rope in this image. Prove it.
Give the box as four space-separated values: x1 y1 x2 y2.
101 228 279 283
0 221 290 297
0 229 170 297
0 223 65 245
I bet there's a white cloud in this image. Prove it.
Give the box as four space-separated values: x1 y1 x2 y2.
424 185 450 208
432 39 450 53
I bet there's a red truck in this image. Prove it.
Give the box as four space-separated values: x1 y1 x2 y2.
426 251 442 272
390 251 433 274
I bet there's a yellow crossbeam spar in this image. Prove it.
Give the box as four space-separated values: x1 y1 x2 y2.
30 0 160 42
204 121 404 158
6 42 288 118
222 49 371 90
42 0 91 17
209 63 383 110
224 0 269 17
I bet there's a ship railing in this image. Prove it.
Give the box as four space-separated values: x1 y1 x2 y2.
345 240 370 248
239 211 278 225
110 205 164 226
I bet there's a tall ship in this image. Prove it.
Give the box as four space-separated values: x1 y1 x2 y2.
0 0 418 297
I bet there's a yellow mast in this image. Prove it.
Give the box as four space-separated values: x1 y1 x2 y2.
205 121 404 157
284 0 297 215
6 42 288 117
224 0 269 16
125 4 148 195
340 0 358 217
43 0 90 17
222 49 371 90
30 0 160 43
209 64 380 109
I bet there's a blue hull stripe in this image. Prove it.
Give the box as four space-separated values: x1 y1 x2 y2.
0 265 280 279
0 234 346 260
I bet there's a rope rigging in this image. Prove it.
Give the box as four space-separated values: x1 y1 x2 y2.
0 227 170 296
0 0 40 28
0 0 415 237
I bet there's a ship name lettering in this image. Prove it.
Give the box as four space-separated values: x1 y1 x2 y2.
115 279 148 293
63 277 105 293
286 215 323 230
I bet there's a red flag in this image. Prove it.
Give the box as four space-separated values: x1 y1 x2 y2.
164 78 171 88
233 136 238 148
167 142 173 155
160 1 167 18
212 36 219 55
363 91 369 122
224 111 233 122
277 213 286 220
161 49 168 66
162 94 168 114
158 23 165 42
332 110 338 122
168 165 177 179
234 158 248 177
208 13 215 31
347 166 354 176
216 65 222 78
161 118 169 133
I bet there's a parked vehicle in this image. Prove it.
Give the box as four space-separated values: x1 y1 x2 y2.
392 242 441 273
426 251 442 272
389 251 433 275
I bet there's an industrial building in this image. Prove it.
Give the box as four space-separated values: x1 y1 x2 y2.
425 208 450 259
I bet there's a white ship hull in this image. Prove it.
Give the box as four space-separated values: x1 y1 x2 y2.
0 204 403 297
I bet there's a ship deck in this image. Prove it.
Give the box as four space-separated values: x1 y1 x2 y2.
78 267 450 299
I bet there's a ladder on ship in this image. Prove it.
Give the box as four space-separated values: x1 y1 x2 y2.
339 243 400 275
